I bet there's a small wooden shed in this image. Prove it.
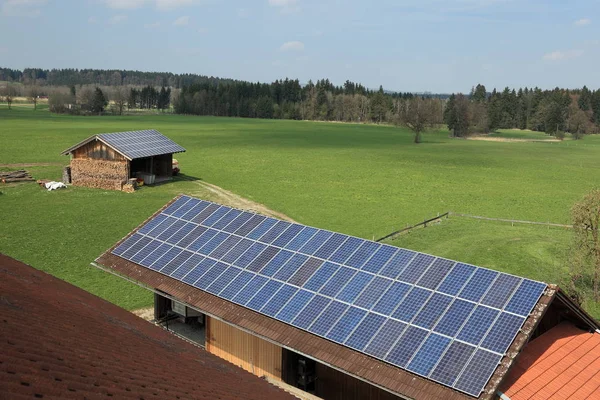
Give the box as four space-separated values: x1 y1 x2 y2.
61 129 186 191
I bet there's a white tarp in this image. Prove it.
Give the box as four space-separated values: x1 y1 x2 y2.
44 181 67 191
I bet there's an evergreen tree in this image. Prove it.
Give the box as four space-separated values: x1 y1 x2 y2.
91 87 107 114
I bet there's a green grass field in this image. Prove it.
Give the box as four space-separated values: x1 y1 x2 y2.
1 106 599 316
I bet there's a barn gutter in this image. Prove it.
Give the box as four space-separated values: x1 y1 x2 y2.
496 391 511 400
90 261 415 400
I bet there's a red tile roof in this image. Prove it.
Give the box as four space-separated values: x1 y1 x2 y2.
0 253 295 400
500 321 600 400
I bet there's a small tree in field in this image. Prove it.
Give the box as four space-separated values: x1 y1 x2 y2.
27 85 41 110
571 189 600 302
2 83 17 109
397 97 436 144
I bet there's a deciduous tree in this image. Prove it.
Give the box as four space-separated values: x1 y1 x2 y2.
397 97 436 144
571 190 600 302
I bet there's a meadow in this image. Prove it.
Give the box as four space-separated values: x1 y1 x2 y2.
1 106 599 316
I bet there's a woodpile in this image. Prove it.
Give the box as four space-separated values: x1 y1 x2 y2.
1 170 34 183
70 159 128 191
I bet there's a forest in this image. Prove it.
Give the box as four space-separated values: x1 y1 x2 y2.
2 67 600 136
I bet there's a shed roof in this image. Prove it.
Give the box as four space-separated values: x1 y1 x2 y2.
0 253 294 400
94 195 570 400
499 321 600 400
60 129 186 160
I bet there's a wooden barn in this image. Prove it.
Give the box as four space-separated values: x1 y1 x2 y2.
61 129 185 191
95 196 600 400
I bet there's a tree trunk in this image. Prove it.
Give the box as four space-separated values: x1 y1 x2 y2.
414 131 422 144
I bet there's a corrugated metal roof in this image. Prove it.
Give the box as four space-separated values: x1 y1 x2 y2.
0 253 294 400
61 129 185 160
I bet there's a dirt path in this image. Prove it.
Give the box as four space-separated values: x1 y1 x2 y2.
0 162 63 168
467 136 561 143
181 178 297 223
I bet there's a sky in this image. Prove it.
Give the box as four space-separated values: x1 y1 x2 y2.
0 0 598 93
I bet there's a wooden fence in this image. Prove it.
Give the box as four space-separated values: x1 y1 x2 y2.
375 211 571 242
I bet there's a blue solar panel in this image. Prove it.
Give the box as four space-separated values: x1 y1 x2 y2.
345 241 380 269
385 326 429 367
434 299 476 337
397 253 434 284
335 272 374 303
326 307 367 343
459 269 498 302
234 214 266 236
308 301 348 336
259 221 291 244
222 212 253 233
211 209 241 230
284 226 318 251
454 349 502 397
261 250 294 277
407 333 451 377
429 341 475 386
328 236 363 264
372 281 411 315
276 290 314 323
437 262 476 296
353 276 393 309
392 287 432 323
303 262 339 292
361 245 397 274
319 267 356 297
246 280 283 310
299 230 334 255
457 306 499 346
271 224 304 247
313 233 348 259
412 293 453 330
504 280 546 316
273 254 308 282
232 275 269 305
288 257 323 286
364 319 407 359
111 195 548 397
261 285 299 317
344 313 387 351
379 249 416 279
292 295 331 329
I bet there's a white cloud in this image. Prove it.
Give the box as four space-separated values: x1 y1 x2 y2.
104 0 146 9
1 0 47 17
173 15 189 25
543 49 584 61
104 0 196 11
280 41 304 51
575 18 591 26
144 21 161 28
108 14 128 24
156 0 193 10
268 0 300 13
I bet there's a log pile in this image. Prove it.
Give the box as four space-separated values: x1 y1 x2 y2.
1 170 34 183
70 159 128 191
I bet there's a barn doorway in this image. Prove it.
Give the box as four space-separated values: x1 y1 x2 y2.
130 154 173 185
154 293 206 347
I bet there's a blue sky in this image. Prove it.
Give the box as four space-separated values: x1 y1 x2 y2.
0 0 598 92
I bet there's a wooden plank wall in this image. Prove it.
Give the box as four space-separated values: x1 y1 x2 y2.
73 140 126 161
206 317 282 381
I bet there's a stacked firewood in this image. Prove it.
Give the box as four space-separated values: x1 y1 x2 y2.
70 159 128 190
0 170 34 183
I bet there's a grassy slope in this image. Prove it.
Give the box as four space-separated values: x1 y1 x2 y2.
1 107 599 315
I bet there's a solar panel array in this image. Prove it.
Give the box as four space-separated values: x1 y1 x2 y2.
111 196 546 397
98 129 186 160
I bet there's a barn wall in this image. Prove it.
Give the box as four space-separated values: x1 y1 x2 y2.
72 140 126 161
206 317 282 381
70 158 129 191
314 362 401 400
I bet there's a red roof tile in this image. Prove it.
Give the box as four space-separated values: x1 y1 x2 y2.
0 253 295 400
500 321 600 400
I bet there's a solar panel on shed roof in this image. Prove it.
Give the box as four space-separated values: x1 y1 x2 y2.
97 129 186 160
111 195 547 397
